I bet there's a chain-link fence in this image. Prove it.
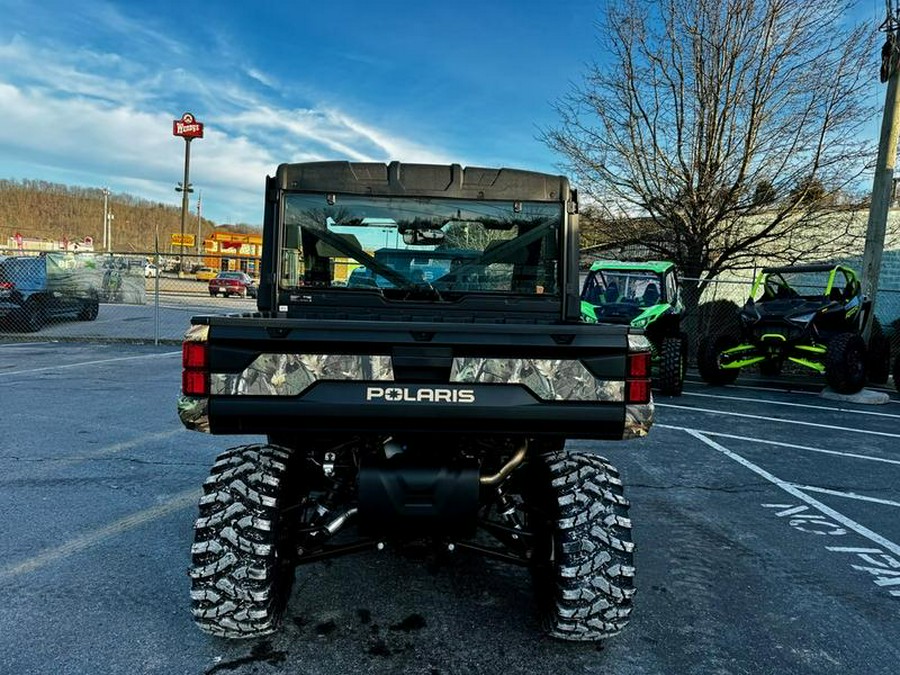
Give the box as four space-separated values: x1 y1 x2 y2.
2 251 900 365
0 250 258 344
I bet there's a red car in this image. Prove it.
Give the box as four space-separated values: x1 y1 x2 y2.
208 271 258 298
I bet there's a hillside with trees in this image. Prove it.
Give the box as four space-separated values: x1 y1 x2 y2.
0 179 258 253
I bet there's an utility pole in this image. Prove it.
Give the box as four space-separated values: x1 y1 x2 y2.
101 187 110 251
861 1 900 341
196 189 202 256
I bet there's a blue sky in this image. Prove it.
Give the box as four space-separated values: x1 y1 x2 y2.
0 0 607 226
0 0 887 227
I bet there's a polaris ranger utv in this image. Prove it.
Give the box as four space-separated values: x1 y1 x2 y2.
177 161 654 642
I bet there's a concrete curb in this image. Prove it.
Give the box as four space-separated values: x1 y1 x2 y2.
820 387 891 405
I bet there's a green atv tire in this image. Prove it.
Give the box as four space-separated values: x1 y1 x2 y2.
893 354 900 394
697 334 740 386
867 318 890 385
758 359 782 377
658 335 686 396
825 332 867 394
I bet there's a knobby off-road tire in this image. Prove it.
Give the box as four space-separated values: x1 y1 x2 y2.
531 451 635 642
893 354 900 394
758 359 782 377
697 334 740 386
657 335 685 396
189 444 300 639
825 332 867 394
867 318 890 385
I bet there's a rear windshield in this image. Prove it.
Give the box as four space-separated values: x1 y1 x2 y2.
582 269 665 308
279 194 562 299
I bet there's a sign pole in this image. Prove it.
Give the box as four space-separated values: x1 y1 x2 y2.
172 112 204 277
179 138 192 276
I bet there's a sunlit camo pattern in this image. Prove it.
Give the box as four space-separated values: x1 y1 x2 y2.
624 402 654 439
178 324 211 431
628 334 652 352
450 358 623 401
191 351 635 402
177 396 210 433
210 354 395 396
176 324 655 433
184 323 210 343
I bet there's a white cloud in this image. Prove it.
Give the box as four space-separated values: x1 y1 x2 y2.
244 67 277 90
0 28 459 224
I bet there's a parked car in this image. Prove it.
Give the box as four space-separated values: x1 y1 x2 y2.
195 267 218 281
144 263 159 278
0 253 100 332
208 270 257 298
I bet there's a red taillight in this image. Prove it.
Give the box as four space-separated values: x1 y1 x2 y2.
183 370 209 396
628 351 651 378
0 281 14 290
182 341 209 396
182 341 208 368
626 350 652 404
626 379 651 404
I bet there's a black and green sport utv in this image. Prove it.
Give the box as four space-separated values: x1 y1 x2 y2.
581 260 688 395
697 264 879 394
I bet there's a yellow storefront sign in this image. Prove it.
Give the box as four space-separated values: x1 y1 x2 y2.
171 233 196 247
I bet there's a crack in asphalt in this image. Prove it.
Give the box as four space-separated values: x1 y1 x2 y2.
630 482 900 497
629 482 777 493
0 455 208 467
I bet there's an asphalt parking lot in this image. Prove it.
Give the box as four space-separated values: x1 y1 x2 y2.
0 341 898 675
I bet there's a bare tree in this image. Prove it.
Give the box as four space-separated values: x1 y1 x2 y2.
543 0 879 312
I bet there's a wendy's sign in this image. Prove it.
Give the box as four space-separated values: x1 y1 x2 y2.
173 112 204 139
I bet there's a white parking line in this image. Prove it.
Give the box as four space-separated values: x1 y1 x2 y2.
656 402 900 439
0 351 181 376
681 390 900 419
682 428 900 557
62 430 184 463
684 379 900 404
656 425 900 466
0 487 200 580
792 485 900 508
